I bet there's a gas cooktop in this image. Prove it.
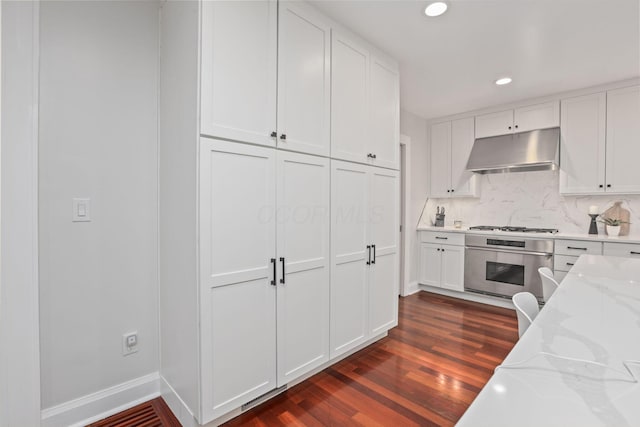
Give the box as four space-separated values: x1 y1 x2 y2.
468 225 559 234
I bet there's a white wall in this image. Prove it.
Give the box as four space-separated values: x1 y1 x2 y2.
38 1 160 409
0 2 42 425
400 109 429 286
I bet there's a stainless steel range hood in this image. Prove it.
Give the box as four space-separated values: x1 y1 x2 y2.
466 127 560 174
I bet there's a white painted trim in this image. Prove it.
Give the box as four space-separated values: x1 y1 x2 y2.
0 3 41 426
399 134 412 296
41 372 160 427
403 281 420 296
160 376 197 427
426 77 640 125
418 285 515 309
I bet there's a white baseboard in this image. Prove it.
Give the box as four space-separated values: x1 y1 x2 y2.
160 375 198 427
418 284 515 309
401 281 420 296
41 372 160 427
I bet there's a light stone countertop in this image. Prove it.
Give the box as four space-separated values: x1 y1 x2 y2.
416 226 640 244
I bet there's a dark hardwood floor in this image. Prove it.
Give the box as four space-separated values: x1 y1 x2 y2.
91 291 518 426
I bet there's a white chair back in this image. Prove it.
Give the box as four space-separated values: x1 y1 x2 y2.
512 292 540 338
538 267 559 302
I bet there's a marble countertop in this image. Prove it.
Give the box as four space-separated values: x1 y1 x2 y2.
457 255 640 426
417 226 640 244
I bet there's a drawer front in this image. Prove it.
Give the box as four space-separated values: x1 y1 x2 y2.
420 231 465 246
555 270 568 283
603 242 640 258
554 254 579 272
555 239 602 256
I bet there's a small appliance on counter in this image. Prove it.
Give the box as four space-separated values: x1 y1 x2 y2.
435 206 445 227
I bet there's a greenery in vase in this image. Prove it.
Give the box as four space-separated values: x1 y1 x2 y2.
598 217 630 227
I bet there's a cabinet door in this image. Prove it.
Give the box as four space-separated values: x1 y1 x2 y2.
199 139 276 422
430 121 451 198
475 110 513 138
277 2 330 156
331 31 369 164
450 117 477 197
200 0 277 146
419 243 441 287
330 160 370 358
440 245 464 291
276 152 330 386
368 167 399 336
368 56 400 169
559 93 606 194
606 85 640 194
514 101 560 133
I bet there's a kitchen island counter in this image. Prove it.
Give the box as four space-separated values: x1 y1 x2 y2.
457 255 640 426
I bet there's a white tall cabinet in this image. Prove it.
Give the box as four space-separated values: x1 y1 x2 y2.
200 0 277 146
200 0 331 155
330 160 399 358
160 1 399 425
331 31 399 169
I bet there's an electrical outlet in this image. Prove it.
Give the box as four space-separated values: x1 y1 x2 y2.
122 332 139 356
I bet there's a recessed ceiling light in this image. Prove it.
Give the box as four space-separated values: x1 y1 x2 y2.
425 2 448 17
495 77 513 86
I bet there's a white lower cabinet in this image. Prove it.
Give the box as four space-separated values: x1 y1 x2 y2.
419 242 464 291
199 139 330 422
603 242 640 259
330 160 399 358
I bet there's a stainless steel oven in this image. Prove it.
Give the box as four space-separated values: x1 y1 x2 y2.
464 234 553 301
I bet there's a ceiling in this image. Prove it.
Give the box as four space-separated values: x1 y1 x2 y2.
310 0 640 120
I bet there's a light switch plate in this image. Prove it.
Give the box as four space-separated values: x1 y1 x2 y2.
72 198 91 222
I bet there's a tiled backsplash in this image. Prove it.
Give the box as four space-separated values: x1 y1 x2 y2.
419 170 640 237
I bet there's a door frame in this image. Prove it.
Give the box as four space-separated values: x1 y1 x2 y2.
0 2 42 426
398 134 411 297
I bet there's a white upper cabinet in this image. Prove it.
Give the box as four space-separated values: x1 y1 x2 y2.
331 31 399 170
429 121 451 198
277 2 331 156
331 31 369 164
605 85 640 194
450 117 477 196
430 118 477 198
475 101 559 138
475 109 513 139
514 101 560 133
560 85 640 195
559 92 607 194
200 1 331 155
200 0 278 146
368 56 400 169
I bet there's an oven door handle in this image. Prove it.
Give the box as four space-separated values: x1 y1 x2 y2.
465 246 553 257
